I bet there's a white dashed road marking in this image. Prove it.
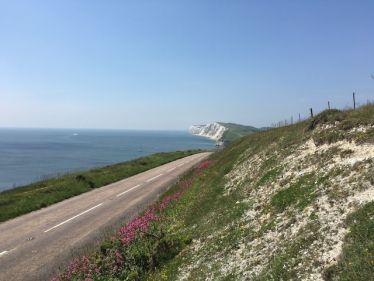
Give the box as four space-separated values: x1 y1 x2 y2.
146 174 163 182
117 185 140 197
0 251 8 257
44 203 103 233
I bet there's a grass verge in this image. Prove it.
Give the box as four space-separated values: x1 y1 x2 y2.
0 150 205 223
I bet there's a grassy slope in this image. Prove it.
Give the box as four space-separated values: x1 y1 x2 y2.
145 105 374 280
0 149 205 223
218 122 260 142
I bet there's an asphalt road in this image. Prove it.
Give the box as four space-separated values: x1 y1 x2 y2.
0 152 211 281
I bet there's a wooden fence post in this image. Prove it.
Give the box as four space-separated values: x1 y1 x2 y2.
353 92 356 109
310 108 314 118
328 101 330 110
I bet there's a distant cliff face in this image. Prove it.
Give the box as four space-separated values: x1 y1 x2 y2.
189 123 227 141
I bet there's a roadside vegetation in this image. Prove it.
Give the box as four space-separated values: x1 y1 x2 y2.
0 150 205 223
218 122 260 142
50 104 374 280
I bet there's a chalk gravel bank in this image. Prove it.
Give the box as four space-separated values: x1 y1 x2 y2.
178 124 374 280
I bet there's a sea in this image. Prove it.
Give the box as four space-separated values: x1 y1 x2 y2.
0 128 216 192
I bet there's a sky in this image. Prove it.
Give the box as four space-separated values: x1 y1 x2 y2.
1 1 373 130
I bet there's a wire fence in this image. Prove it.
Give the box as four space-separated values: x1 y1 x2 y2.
269 93 373 129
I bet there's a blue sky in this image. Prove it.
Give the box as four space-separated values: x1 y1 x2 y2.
1 1 373 130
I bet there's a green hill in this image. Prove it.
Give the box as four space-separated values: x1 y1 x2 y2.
218 122 261 143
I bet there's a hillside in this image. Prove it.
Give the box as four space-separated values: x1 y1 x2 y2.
190 122 260 146
218 122 261 142
53 104 374 281
153 105 374 280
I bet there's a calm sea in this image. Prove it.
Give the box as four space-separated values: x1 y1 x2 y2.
0 128 216 192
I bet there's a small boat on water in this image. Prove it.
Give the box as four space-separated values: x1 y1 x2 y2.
138 143 143 152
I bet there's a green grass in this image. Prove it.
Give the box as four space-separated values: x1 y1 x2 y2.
323 202 374 281
270 173 317 213
218 122 260 142
0 150 205 223
256 167 283 187
309 104 374 145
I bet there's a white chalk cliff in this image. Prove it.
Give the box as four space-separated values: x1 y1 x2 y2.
189 123 227 141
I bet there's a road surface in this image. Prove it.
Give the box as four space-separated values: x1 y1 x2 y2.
0 152 211 281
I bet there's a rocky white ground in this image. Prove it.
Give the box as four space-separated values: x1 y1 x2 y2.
179 124 374 280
